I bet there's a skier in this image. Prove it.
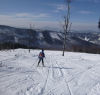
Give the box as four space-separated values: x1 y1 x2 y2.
37 49 45 67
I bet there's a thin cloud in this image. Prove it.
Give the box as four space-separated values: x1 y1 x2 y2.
0 13 51 28
72 22 98 31
50 4 66 12
93 0 100 3
79 10 94 14
0 13 98 31
0 13 50 23
15 13 50 18
0 14 61 30
56 4 66 11
75 0 100 3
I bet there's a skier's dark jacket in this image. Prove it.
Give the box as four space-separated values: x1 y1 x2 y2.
38 52 45 58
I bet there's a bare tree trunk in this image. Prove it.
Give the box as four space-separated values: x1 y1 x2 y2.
29 24 32 53
62 0 71 56
13 33 15 51
63 25 67 56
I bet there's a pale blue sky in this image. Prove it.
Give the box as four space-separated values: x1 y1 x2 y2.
0 0 100 31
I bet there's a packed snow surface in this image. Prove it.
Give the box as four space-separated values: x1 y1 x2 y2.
0 49 100 95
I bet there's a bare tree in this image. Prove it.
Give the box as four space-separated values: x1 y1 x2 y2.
28 24 35 53
62 0 71 56
13 31 15 51
28 24 32 53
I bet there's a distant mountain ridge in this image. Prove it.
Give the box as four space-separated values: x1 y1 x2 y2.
0 25 100 53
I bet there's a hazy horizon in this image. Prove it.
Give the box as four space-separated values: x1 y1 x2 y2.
0 0 100 32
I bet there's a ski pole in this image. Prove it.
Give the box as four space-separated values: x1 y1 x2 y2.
31 58 38 67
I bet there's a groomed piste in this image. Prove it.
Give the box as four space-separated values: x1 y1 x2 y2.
0 49 100 95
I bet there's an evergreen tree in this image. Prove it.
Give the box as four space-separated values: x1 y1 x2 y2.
98 18 100 30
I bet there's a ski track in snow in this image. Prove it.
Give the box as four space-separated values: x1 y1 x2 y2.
0 49 100 95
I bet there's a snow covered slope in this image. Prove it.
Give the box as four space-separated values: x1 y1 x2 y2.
1 25 100 54
0 49 100 95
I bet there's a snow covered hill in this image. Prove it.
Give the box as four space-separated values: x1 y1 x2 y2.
69 32 100 45
1 25 100 54
0 49 100 95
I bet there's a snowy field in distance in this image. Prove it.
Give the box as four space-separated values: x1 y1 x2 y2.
0 49 100 95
